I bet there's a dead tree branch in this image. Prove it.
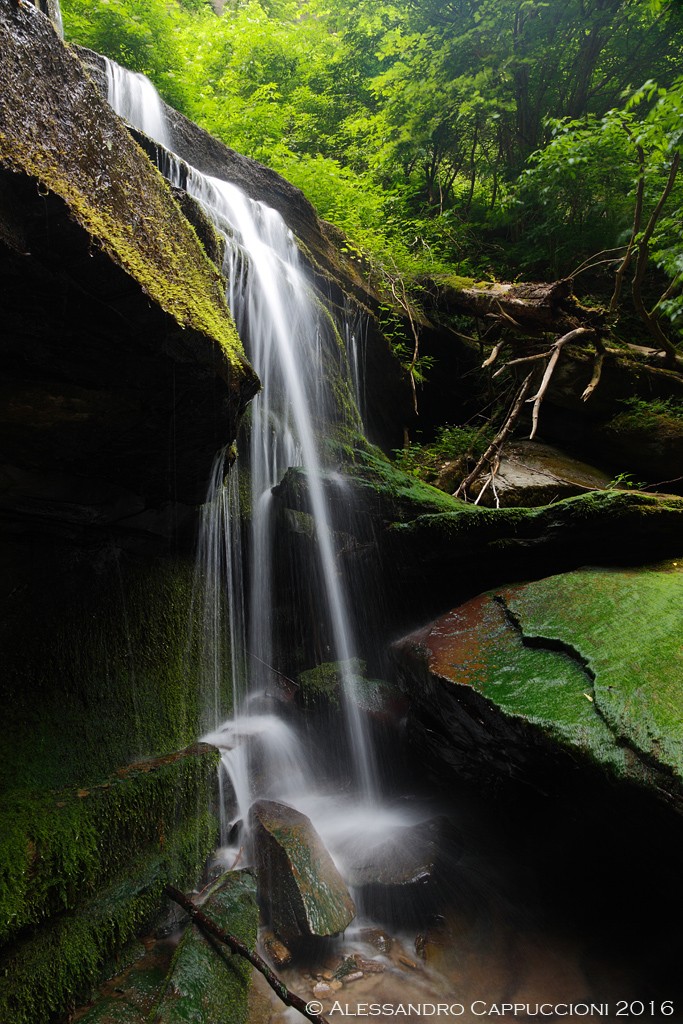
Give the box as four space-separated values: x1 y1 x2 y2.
454 373 534 500
527 327 595 439
165 885 329 1024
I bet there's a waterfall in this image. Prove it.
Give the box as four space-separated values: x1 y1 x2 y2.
104 57 173 151
102 61 380 822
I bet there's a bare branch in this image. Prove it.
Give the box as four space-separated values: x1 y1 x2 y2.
527 328 595 439
165 885 329 1024
482 339 507 368
581 337 606 402
454 373 534 500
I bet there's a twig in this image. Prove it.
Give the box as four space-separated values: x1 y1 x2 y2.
527 328 594 439
581 337 606 401
164 885 329 1024
492 350 549 378
482 339 507 368
454 373 534 499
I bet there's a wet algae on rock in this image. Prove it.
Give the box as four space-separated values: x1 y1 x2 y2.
395 562 683 812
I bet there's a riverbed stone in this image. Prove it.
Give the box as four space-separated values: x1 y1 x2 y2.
250 800 356 942
394 561 683 811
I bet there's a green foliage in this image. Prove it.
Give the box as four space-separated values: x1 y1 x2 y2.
60 0 683 321
393 424 492 481
610 395 683 432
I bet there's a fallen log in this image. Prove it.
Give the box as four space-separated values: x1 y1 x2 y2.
427 275 608 336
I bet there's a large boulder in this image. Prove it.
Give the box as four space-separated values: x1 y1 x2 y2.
0 1 259 529
250 800 355 942
394 561 683 813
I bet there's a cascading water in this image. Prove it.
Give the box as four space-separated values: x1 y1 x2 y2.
105 57 427 899
104 57 172 151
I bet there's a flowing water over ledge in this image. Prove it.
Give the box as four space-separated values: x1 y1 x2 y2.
105 54 420 904
100 59 683 1020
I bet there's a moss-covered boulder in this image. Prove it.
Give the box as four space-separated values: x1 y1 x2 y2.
0 743 220 1024
67 872 257 1024
250 800 355 942
274 443 683 646
394 561 683 813
0 2 259 523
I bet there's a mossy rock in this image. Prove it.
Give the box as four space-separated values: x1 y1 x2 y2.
250 800 355 942
0 4 256 384
151 872 258 1024
0 808 218 1024
296 659 402 715
396 561 683 810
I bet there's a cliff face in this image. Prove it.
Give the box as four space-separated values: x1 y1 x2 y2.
0 5 259 1020
76 44 413 449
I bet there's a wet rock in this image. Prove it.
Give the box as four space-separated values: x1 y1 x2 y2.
313 982 333 997
153 872 258 1024
398 955 418 970
343 817 443 888
353 953 385 974
395 561 683 813
358 927 394 954
462 441 612 507
262 931 292 969
296 659 405 719
250 800 356 942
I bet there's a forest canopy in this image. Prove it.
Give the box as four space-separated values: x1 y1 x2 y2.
61 0 683 355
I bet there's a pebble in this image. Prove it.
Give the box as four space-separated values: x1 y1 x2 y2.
398 955 418 969
262 932 292 969
353 954 385 974
344 971 364 983
358 928 393 954
313 982 333 997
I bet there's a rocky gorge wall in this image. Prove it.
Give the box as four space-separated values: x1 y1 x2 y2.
0 2 262 1019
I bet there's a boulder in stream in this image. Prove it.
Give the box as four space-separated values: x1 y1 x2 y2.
395 561 683 813
250 800 356 942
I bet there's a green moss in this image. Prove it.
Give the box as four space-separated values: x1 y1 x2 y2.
0 7 256 382
504 563 683 777
0 745 218 946
297 659 366 708
152 872 258 1024
342 442 466 519
0 553 231 1020
420 562 683 793
0 813 218 1024
390 489 683 544
0 556 228 793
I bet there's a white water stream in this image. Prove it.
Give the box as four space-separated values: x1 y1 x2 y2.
103 60 421 877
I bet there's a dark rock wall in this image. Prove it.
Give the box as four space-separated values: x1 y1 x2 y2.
0 5 258 1020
